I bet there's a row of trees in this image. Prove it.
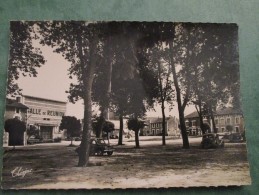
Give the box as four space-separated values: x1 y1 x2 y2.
9 21 239 166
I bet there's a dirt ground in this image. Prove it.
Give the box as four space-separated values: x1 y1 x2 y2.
1 136 251 189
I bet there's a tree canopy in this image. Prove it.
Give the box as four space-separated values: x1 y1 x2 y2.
8 21 45 96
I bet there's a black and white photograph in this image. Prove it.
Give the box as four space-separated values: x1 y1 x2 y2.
2 21 251 189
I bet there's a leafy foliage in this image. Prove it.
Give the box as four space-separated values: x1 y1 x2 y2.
127 117 146 148
4 118 26 146
59 116 81 138
92 117 115 136
8 21 45 95
127 118 146 132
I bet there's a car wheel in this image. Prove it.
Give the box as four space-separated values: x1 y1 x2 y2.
107 151 113 156
97 150 104 156
203 140 211 149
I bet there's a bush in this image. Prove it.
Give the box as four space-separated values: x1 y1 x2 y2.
5 118 26 146
53 137 62 143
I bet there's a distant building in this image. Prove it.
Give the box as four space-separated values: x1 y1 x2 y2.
3 95 67 146
141 116 180 136
185 107 245 135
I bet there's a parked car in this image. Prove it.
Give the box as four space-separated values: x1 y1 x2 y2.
200 133 224 149
75 138 114 156
222 133 243 143
110 134 118 139
27 135 42 145
74 137 82 141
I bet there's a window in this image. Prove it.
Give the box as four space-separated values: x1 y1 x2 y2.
235 126 239 132
215 119 218 125
192 121 196 127
185 121 189 127
221 127 225 132
226 118 231 125
235 117 240 124
15 108 20 114
220 118 225 125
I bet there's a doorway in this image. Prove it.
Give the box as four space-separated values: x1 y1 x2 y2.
40 126 53 140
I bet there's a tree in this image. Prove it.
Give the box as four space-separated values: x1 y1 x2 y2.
92 117 115 141
189 24 239 133
147 45 174 145
38 21 103 166
92 22 160 145
8 21 45 96
102 121 115 143
127 117 146 148
38 21 141 166
168 23 192 149
4 118 26 147
59 116 81 146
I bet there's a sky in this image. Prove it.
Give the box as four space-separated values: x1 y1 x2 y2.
17 41 195 120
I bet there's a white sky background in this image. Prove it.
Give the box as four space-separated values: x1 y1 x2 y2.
18 41 195 120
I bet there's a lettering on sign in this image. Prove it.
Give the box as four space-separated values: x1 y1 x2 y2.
28 108 64 117
47 110 64 117
29 108 41 115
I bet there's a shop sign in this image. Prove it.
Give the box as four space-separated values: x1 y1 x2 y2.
28 108 64 117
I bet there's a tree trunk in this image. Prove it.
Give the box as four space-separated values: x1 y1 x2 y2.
199 114 206 135
161 101 166 146
135 129 140 148
158 59 166 146
77 36 98 167
209 105 217 133
169 41 189 149
97 36 113 138
95 113 105 138
78 89 94 166
118 113 123 145
195 104 206 135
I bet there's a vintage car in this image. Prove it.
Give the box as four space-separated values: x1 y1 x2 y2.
76 138 114 156
200 133 224 149
221 133 243 143
27 135 42 145
110 134 119 139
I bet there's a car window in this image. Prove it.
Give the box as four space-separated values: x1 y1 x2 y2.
97 139 105 144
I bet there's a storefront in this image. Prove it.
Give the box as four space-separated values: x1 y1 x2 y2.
22 95 67 143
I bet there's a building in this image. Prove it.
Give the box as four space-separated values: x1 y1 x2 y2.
142 116 180 136
185 107 245 135
185 111 206 136
3 95 67 146
213 108 245 133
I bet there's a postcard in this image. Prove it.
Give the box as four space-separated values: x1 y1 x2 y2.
1 21 251 189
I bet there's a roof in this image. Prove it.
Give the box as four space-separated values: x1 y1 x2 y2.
6 99 29 109
185 111 199 119
185 107 243 119
145 117 172 123
216 107 243 115
23 95 67 104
